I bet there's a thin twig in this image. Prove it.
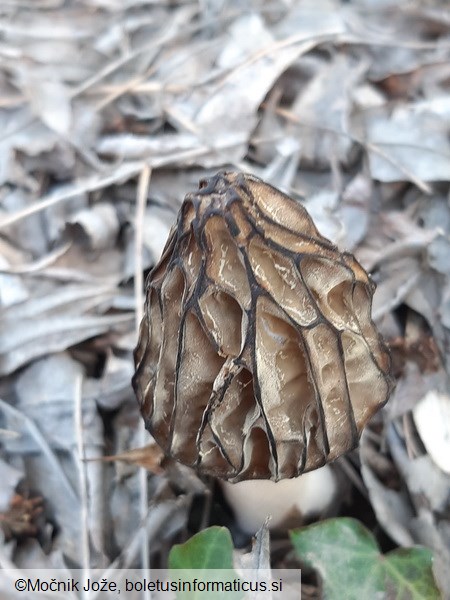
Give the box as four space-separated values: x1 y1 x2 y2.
135 164 152 600
74 373 91 597
338 457 370 500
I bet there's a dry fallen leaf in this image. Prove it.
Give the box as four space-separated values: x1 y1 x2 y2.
89 444 165 476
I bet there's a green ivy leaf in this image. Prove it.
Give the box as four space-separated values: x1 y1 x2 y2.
168 526 234 570
290 517 441 600
384 547 441 599
168 526 241 600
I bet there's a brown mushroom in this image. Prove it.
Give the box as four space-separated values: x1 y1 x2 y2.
133 171 394 482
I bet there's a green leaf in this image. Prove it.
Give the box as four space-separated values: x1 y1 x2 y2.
290 518 384 599
384 547 441 600
290 518 441 600
168 526 234 570
168 526 242 600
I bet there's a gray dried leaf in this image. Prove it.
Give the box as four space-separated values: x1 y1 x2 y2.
123 199 176 278
42 243 124 284
1 309 132 376
340 173 372 250
360 461 415 547
84 353 134 411
0 459 23 511
427 235 450 275
404 271 447 353
367 209 438 272
0 256 29 308
23 77 72 135
388 423 450 516
12 353 86 451
250 87 286 165
366 106 450 182
145 170 203 213
274 0 346 39
367 30 446 80
386 361 447 420
1 189 48 256
418 194 450 233
0 109 58 185
70 100 102 150
68 202 120 251
301 190 344 245
441 281 450 330
3 283 116 321
289 54 365 167
4 7 99 40
261 137 302 192
371 257 421 321
141 206 173 265
218 13 273 69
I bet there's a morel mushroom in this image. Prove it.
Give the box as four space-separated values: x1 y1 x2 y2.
133 172 393 482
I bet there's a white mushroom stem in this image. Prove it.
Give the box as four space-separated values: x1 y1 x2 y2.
221 465 337 534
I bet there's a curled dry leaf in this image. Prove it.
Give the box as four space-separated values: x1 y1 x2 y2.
0 494 44 541
91 444 165 476
133 172 393 482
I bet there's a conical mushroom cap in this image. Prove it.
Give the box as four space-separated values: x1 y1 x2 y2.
133 172 394 482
